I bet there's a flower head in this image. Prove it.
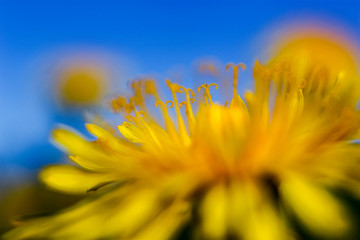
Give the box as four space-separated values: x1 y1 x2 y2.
57 64 108 107
6 35 360 240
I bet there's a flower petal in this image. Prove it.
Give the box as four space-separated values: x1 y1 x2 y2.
118 122 144 143
228 182 288 240
281 175 349 238
132 201 190 240
40 165 117 194
52 128 118 170
200 184 227 239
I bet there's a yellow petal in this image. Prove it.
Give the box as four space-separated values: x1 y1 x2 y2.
200 184 227 239
118 122 144 143
52 127 93 155
52 214 104 239
52 128 117 170
40 165 116 194
103 187 161 237
243 203 288 240
228 182 289 240
132 201 190 240
86 123 115 139
86 123 137 154
281 175 349 238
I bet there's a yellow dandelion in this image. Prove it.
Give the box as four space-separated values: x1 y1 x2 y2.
57 64 108 106
5 35 360 240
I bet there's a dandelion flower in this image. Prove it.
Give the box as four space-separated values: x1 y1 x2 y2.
57 64 108 106
6 35 360 240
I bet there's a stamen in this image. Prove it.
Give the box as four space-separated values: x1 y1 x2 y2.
124 111 146 125
154 100 174 112
154 100 178 138
110 96 135 114
136 111 147 118
130 80 146 110
179 98 196 131
166 80 190 143
197 83 219 105
179 98 195 108
110 96 126 112
124 98 135 114
144 79 160 101
178 86 196 129
125 115 138 123
225 63 246 98
129 96 141 109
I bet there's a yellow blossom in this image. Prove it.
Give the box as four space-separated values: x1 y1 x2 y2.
5 35 360 240
57 64 108 106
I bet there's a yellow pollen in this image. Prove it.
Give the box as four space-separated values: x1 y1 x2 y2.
111 96 135 114
144 79 160 101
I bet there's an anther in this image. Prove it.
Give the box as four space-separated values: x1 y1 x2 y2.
110 96 127 113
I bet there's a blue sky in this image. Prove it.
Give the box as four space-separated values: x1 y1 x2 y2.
0 0 359 174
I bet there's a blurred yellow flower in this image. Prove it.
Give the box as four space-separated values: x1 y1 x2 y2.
5 35 360 240
57 64 108 106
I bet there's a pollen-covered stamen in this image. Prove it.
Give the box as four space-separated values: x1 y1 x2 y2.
126 114 141 126
144 79 160 101
178 86 196 128
110 96 126 113
179 98 195 132
129 96 141 109
225 63 246 98
110 96 135 114
130 80 147 110
123 97 136 114
166 80 191 143
155 100 174 116
253 60 272 100
154 100 178 139
197 83 218 105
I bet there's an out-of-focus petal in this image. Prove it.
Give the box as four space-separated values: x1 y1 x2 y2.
200 184 227 239
118 122 145 143
40 165 117 194
281 174 349 238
